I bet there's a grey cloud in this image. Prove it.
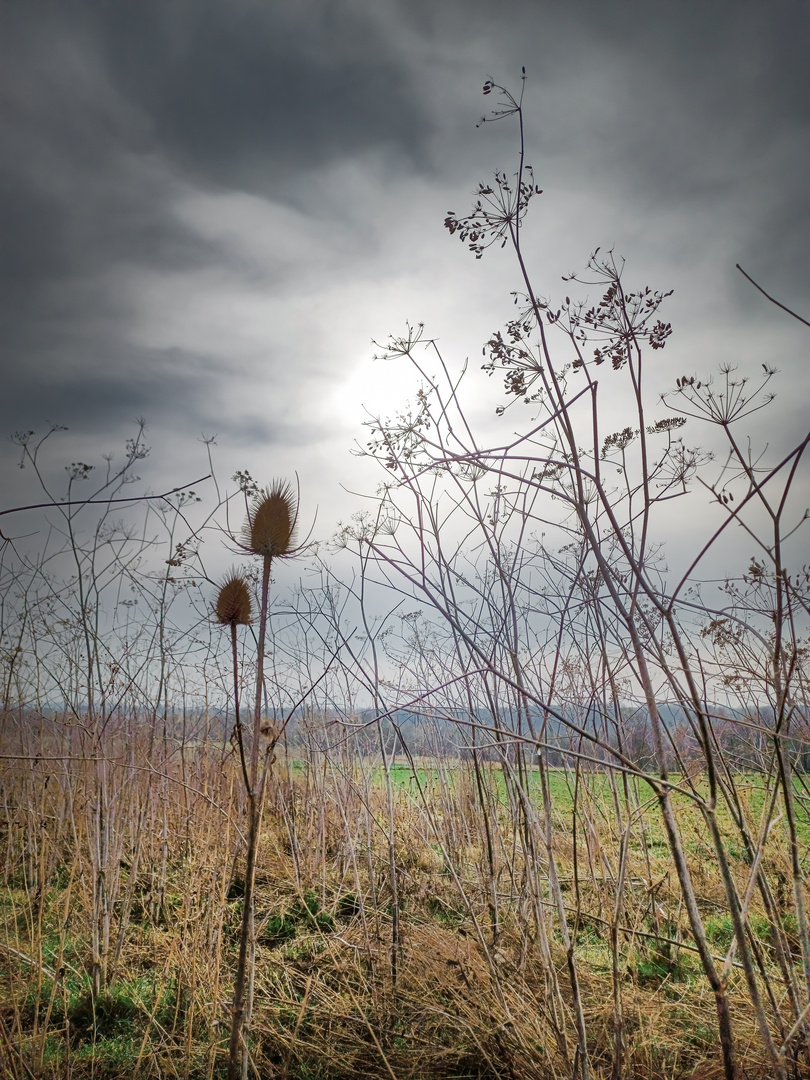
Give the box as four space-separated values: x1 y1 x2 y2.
0 0 808 535
0 175 69 307
0 0 432 451
71 0 430 194
1 343 215 435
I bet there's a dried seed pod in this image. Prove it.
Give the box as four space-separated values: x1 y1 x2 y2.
215 572 252 625
244 480 297 558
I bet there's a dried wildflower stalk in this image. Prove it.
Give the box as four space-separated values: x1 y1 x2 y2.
215 571 252 791
227 481 297 1080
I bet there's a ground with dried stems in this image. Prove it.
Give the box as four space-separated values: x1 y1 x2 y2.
2 718 807 1079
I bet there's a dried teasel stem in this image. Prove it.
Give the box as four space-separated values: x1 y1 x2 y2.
243 481 297 791
228 481 298 1080
215 572 252 792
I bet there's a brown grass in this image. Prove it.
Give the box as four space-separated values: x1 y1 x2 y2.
0 717 806 1079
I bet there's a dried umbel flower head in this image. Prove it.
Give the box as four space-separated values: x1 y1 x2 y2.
244 480 297 559
215 572 252 625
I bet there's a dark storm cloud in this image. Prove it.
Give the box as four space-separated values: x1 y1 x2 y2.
0 0 429 443
85 0 427 194
522 3 810 243
579 0 810 292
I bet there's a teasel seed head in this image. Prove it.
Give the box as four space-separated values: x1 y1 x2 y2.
215 572 252 626
244 480 298 559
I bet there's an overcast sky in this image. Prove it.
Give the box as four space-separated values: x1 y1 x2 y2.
1 0 808 579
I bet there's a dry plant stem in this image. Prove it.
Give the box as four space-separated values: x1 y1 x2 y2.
664 474 806 1064
470 742 500 945
280 973 314 1080
251 555 273 791
231 620 250 794
230 719 263 1069
382 738 400 989
520 137 746 1072
227 553 271 1080
610 827 630 1080
358 537 402 988
391 730 512 1015
775 733 810 995
537 745 588 1080
0 1012 36 1080
656 624 783 1074
574 440 743 1080
107 800 147 988
735 263 810 328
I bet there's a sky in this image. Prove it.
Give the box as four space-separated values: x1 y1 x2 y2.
1 0 808 584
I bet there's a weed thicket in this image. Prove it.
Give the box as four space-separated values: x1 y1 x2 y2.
2 743 807 1078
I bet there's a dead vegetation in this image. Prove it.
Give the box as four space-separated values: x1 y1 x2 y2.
1 717 806 1079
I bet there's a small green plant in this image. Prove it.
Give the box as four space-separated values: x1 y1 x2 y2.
705 914 735 950
71 1031 141 1070
427 895 464 927
259 892 335 948
634 957 680 986
68 987 140 1042
336 891 361 919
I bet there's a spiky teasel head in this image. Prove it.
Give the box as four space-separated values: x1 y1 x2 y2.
243 479 298 559
215 572 252 626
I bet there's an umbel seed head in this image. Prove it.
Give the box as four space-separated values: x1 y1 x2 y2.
215 573 252 625
244 480 297 559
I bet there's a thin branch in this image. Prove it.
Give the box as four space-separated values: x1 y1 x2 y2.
736 264 810 328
